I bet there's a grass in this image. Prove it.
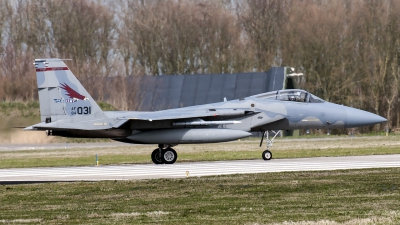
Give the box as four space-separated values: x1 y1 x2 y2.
0 101 40 117
0 168 399 224
1 136 400 168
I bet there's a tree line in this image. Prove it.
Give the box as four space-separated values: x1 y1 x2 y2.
0 0 399 130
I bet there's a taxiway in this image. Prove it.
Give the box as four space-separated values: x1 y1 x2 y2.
1 154 399 183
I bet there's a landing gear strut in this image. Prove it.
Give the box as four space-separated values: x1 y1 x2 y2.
260 130 281 160
151 144 178 164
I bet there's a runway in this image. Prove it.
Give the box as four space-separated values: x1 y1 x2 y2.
1 154 400 183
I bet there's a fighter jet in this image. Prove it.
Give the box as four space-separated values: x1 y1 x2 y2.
25 58 387 164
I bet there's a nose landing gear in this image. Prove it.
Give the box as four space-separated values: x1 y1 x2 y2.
260 130 281 160
151 144 178 164
262 149 272 160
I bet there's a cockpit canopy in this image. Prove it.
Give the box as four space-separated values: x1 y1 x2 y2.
251 89 325 103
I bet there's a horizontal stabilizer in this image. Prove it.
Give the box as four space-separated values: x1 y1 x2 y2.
26 119 113 131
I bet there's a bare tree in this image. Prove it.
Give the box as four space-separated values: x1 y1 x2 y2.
45 0 115 76
0 0 398 129
351 0 400 129
239 0 291 71
121 0 247 75
279 1 357 104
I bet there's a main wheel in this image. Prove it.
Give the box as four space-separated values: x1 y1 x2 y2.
162 148 177 164
262 150 272 160
151 149 164 164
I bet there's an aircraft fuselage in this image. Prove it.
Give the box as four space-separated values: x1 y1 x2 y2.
27 58 387 163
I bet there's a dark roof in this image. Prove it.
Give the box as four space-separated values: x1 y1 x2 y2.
127 67 286 111
92 67 288 111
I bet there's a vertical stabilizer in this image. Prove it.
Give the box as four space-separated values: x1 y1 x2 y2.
34 58 106 123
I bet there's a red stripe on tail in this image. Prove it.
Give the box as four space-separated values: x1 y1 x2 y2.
36 67 69 72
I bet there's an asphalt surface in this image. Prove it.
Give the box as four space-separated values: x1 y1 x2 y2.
1 154 399 183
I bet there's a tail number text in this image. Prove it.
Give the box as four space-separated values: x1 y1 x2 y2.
72 107 91 115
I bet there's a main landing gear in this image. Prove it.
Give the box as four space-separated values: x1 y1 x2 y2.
151 144 178 164
260 130 281 160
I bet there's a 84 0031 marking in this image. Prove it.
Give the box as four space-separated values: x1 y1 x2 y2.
71 107 91 115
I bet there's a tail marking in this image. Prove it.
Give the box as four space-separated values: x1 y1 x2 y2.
36 67 69 72
60 83 89 101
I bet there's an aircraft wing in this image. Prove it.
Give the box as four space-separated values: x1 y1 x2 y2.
110 107 260 128
25 107 286 131
112 107 287 129
115 107 256 121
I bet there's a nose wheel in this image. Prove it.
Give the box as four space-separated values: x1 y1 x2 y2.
262 150 272 160
151 145 178 164
260 130 280 160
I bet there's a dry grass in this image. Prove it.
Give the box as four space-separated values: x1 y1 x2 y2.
0 113 51 144
6 131 56 144
270 210 400 225
270 212 400 224
0 218 43 224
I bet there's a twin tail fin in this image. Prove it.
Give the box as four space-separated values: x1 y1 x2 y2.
34 58 106 123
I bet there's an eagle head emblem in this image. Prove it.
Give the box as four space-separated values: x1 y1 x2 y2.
60 83 89 101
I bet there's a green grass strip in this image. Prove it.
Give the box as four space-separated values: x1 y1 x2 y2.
0 168 399 224
1 145 399 168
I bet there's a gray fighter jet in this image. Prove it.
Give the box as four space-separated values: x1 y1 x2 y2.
25 58 387 164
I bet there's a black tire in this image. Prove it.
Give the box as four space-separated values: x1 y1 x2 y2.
162 148 178 164
151 149 164 164
262 150 272 160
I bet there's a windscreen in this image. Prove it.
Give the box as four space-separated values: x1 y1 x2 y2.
278 90 308 102
254 89 324 103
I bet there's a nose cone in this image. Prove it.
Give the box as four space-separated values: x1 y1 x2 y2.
345 108 387 128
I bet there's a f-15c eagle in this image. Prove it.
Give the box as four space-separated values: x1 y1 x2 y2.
25 58 387 164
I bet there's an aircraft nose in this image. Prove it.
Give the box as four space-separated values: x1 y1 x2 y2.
345 108 387 128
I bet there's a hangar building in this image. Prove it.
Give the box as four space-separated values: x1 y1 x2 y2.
127 67 298 111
